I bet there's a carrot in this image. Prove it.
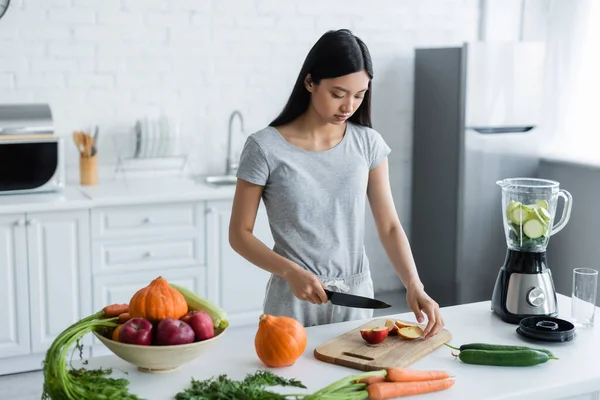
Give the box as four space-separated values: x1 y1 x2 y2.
367 379 455 399
385 367 451 382
103 303 129 318
118 312 132 323
356 375 386 385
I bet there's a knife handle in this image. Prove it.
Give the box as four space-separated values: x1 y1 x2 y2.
324 289 333 300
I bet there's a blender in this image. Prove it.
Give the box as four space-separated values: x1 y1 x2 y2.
491 178 573 324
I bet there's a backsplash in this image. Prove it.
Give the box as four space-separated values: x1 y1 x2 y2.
0 0 479 292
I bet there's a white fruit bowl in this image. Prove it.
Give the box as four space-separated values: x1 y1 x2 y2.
93 327 226 373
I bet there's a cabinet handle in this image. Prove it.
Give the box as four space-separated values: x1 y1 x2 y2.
143 217 153 224
206 207 216 215
143 251 153 258
26 218 36 226
14 220 24 226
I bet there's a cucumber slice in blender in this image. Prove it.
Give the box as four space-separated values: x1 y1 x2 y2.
536 200 549 210
509 204 532 225
538 207 551 223
533 208 548 227
507 201 521 215
523 219 545 239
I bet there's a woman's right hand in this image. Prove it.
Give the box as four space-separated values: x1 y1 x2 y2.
284 266 329 305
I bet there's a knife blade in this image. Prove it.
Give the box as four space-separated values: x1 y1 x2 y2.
324 290 391 309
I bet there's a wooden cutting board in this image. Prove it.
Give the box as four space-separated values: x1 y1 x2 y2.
314 318 452 371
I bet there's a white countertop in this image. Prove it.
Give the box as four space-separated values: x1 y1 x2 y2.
78 294 600 400
0 177 236 214
76 177 236 206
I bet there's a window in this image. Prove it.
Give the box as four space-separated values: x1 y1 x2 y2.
542 0 600 163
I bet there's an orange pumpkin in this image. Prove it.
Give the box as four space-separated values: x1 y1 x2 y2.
254 314 307 367
128 276 188 322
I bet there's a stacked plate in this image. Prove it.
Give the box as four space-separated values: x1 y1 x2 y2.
133 116 180 159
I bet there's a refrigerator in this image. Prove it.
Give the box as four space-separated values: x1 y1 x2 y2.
410 42 547 306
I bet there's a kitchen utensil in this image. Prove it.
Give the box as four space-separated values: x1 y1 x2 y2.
492 178 573 324
325 290 391 309
73 131 84 154
571 268 598 327
90 125 99 157
314 318 452 371
516 316 575 342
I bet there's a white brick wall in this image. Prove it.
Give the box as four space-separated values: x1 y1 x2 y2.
0 0 479 292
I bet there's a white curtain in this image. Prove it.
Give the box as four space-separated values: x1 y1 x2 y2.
541 0 600 163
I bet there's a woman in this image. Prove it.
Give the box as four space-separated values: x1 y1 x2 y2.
229 29 444 339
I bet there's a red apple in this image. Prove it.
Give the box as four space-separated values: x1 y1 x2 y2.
119 317 153 346
385 319 399 336
155 318 195 345
181 311 215 341
360 327 389 344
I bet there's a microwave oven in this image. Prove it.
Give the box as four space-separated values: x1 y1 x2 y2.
0 104 65 195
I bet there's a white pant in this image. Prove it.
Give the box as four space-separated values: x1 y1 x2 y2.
262 269 374 327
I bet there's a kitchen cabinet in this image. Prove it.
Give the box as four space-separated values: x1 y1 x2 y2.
206 200 274 328
27 210 92 353
0 186 276 374
0 214 30 359
89 201 208 356
0 211 91 363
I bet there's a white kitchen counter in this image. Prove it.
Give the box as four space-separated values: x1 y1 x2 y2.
76 177 236 206
0 185 92 214
0 177 236 214
75 294 600 400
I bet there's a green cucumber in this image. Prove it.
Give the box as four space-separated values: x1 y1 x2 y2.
533 208 549 230
509 206 527 224
538 207 551 223
507 200 521 213
458 349 554 367
456 343 555 358
536 200 549 210
523 219 544 239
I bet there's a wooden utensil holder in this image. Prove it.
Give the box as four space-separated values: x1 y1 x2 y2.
80 155 98 186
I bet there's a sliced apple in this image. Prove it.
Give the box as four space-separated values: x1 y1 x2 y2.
394 320 418 330
360 326 389 344
385 319 399 335
397 326 424 340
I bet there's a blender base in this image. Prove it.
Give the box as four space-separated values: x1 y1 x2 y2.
491 250 559 325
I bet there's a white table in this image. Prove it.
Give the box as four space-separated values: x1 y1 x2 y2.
79 294 600 399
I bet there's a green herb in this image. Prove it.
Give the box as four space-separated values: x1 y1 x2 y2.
42 310 143 400
174 370 306 400
175 369 387 400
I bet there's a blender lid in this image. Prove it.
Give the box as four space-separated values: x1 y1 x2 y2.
517 316 576 342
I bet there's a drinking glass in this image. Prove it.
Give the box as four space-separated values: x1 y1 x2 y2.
571 268 599 327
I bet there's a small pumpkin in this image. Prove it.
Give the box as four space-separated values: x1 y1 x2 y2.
128 276 188 322
254 314 307 367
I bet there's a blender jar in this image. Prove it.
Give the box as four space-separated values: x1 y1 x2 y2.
497 178 573 252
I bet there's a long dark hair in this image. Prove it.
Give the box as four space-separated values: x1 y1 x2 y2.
270 29 374 128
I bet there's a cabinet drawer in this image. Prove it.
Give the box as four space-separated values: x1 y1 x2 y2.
91 202 204 239
92 235 205 274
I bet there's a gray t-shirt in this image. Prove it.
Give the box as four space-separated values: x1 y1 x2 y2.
236 121 391 278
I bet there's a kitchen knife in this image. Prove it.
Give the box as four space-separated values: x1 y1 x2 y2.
324 290 391 309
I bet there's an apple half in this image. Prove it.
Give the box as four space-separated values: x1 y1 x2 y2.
360 327 389 344
394 320 418 330
397 325 424 340
385 319 399 335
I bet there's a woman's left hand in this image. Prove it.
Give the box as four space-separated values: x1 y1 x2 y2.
405 283 444 339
